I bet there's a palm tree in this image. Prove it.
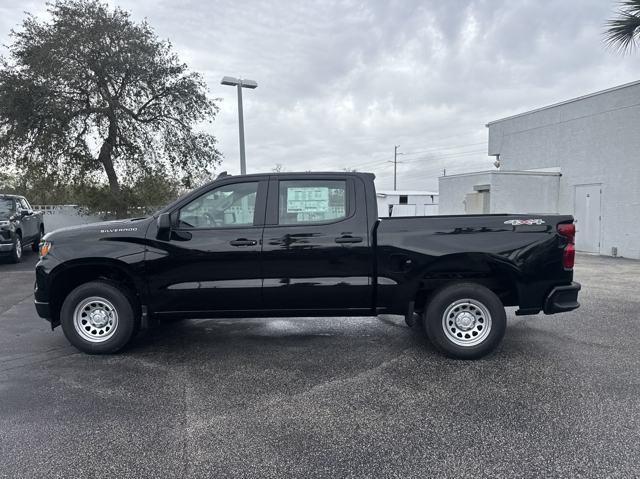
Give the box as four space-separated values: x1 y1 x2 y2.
605 1 640 52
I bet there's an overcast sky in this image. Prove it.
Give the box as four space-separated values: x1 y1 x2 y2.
2 0 640 191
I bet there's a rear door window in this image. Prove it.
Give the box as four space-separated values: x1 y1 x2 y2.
278 180 347 225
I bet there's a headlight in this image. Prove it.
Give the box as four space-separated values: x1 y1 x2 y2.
39 240 52 258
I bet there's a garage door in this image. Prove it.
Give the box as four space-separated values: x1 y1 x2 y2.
574 184 601 253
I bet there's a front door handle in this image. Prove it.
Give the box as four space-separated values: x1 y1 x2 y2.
335 235 363 244
230 238 258 247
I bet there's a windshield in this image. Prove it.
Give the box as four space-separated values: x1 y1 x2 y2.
0 198 15 218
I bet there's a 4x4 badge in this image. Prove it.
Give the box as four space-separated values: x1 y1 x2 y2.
504 219 546 226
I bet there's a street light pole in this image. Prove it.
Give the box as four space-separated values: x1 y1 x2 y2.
236 83 246 175
221 76 258 175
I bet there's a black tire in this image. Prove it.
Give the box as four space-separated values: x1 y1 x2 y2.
60 281 139 354
10 233 22 263
31 226 43 252
423 283 506 360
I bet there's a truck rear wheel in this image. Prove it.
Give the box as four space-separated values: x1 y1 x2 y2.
60 281 138 354
424 283 506 359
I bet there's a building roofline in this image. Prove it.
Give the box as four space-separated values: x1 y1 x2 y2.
439 170 561 180
377 190 439 196
485 79 640 127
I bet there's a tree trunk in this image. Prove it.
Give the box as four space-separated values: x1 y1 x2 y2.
97 118 126 218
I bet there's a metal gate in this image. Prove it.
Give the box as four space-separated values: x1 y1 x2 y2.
574 184 601 253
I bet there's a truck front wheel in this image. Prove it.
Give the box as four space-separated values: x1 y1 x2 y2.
424 283 506 360
60 281 138 354
10 233 22 263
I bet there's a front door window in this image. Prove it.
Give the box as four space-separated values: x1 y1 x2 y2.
178 182 259 229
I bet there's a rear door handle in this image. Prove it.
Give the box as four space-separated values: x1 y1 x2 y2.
230 238 258 247
335 235 363 244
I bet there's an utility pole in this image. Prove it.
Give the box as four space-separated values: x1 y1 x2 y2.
389 145 402 190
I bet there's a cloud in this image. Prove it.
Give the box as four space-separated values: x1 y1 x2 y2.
1 0 639 191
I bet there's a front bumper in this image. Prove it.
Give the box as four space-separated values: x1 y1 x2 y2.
543 282 581 314
34 300 51 320
34 255 62 327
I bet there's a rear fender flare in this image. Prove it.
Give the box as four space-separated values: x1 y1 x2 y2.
412 252 521 306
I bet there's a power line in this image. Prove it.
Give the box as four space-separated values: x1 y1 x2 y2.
344 141 487 170
401 148 487 163
339 135 488 174
345 158 392 169
400 141 487 156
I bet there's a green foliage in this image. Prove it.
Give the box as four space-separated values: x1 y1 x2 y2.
72 174 182 215
0 170 181 215
0 0 221 216
605 1 640 53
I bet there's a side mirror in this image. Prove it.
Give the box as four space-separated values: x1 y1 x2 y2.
19 209 30 217
156 213 171 240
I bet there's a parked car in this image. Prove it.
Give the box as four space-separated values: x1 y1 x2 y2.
0 194 45 263
34 172 580 358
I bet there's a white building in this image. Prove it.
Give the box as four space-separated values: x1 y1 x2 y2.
377 190 439 217
439 80 640 259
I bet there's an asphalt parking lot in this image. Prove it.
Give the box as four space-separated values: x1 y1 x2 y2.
0 251 638 478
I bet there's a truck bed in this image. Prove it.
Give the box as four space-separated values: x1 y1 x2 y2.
374 213 574 314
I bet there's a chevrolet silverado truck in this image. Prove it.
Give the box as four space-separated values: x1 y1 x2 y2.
1 194 45 263
34 172 580 359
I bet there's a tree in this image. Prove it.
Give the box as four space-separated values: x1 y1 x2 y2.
0 0 221 217
605 1 640 52
0 171 18 193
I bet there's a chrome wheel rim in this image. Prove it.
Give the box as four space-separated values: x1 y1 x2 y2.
15 237 21 258
442 298 492 347
73 296 118 343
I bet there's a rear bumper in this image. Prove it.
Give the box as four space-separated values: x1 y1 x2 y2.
543 282 581 314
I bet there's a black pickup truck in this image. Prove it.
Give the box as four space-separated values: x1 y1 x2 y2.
34 172 580 359
1 194 45 263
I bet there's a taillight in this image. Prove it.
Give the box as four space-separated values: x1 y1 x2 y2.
557 223 575 243
563 243 575 269
557 223 575 269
